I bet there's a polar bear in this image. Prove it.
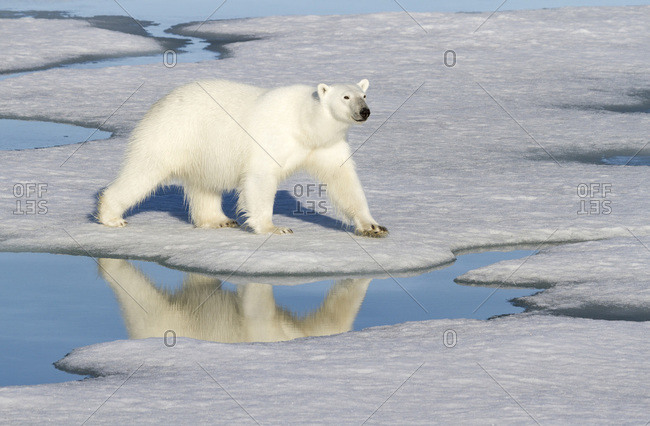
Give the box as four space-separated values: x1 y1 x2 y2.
97 258 371 343
97 79 388 237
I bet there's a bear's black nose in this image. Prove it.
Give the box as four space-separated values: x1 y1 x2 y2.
360 107 370 120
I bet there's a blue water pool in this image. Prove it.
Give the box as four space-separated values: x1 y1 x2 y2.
0 119 112 150
0 250 539 386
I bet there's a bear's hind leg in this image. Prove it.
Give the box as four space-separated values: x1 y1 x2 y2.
186 185 239 229
240 175 292 235
98 169 167 227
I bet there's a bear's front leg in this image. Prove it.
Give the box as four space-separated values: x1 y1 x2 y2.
305 143 388 238
241 173 293 235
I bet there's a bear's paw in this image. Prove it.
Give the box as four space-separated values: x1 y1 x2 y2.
355 224 389 238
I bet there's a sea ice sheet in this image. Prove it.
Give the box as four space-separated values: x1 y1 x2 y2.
1 315 647 424
0 17 162 74
0 7 648 279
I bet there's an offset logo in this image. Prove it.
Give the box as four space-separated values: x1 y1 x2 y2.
443 329 457 348
293 183 329 215
443 49 456 67
164 329 177 347
577 183 612 215
13 183 48 215
163 49 177 68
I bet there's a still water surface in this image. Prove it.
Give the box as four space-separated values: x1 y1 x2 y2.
0 250 538 386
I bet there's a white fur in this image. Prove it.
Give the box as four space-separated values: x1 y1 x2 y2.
97 78 387 236
98 258 370 342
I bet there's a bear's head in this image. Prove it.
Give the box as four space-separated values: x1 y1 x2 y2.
317 79 370 124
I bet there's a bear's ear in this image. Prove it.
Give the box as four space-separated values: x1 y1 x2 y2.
357 79 369 93
317 83 329 98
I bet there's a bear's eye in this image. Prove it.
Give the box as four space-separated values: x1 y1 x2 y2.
343 95 349 100
363 95 366 98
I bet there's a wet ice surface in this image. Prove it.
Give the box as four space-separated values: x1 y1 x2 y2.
0 10 259 76
0 14 163 74
456 237 650 321
549 149 650 167
0 250 538 386
580 89 650 114
601 155 650 166
0 119 111 150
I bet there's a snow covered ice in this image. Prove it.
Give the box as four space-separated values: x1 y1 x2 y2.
0 5 648 423
0 7 648 276
1 316 648 424
0 16 162 74
456 237 650 321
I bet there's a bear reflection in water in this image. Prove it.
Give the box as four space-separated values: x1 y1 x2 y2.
97 258 370 343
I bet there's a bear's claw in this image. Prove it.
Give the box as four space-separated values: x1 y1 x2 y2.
356 224 389 238
272 227 293 235
102 217 128 227
197 219 240 229
219 219 240 228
